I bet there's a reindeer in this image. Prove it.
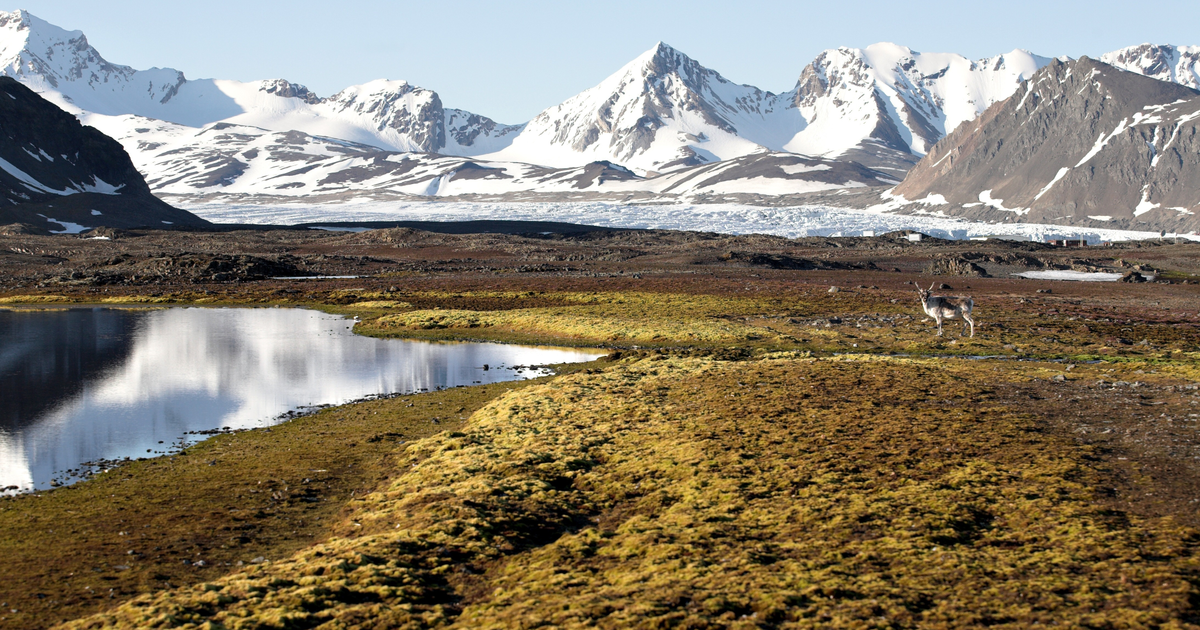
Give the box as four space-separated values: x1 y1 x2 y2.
917 282 975 337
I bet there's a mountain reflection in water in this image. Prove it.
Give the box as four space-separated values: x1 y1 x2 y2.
0 307 603 492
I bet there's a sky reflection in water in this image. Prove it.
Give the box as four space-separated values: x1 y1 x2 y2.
0 307 603 492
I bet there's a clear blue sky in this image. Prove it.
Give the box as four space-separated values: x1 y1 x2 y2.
16 1 1200 124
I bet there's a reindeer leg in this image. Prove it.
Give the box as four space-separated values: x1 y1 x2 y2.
964 313 975 338
935 314 944 336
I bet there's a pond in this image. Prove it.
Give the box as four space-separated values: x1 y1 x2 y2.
0 307 604 493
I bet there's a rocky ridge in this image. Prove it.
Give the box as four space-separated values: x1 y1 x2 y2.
889 57 1200 234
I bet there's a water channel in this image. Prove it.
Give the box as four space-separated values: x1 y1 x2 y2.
0 307 604 492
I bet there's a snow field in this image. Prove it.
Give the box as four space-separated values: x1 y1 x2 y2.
179 199 1193 244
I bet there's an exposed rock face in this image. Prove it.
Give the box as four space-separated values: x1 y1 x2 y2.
258 79 321 105
891 57 1200 233
0 76 207 229
323 80 447 152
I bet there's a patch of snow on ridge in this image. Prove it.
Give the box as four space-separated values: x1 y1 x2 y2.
780 163 832 175
176 200 1193 244
1035 167 1071 200
0 156 71 194
1076 118 1130 167
914 194 947 205
978 190 1029 215
42 217 88 234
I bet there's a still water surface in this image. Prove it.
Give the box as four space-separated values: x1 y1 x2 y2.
0 307 603 492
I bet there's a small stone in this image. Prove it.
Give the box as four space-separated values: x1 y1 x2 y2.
251 556 266 564
827 286 839 293
1052 374 1066 382
1036 288 1052 294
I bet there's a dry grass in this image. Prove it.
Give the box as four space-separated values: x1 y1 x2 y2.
61 355 1200 629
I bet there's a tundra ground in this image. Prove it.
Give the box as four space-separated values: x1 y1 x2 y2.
2 225 1200 628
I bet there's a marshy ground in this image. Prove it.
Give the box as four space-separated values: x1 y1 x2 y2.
2 225 1200 628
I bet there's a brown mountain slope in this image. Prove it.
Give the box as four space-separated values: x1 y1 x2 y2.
892 57 1200 233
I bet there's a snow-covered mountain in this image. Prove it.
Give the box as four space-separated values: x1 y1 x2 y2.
0 9 519 155
4 8 1200 205
787 45 1053 171
480 43 804 174
87 114 895 203
1101 44 1200 90
481 43 1055 177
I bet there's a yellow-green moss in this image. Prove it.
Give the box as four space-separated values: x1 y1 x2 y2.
365 292 788 344
63 355 1200 629
0 294 73 303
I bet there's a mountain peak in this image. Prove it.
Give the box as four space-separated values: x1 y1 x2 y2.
630 41 690 72
0 9 81 43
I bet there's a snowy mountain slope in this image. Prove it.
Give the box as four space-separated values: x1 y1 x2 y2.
84 113 894 202
889 57 1200 233
481 43 805 174
788 44 1051 160
482 42 1053 177
0 9 519 155
1101 44 1200 90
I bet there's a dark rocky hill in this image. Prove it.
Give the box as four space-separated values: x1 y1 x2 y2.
0 76 207 231
891 57 1200 233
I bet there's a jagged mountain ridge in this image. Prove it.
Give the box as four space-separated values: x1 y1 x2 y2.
0 76 207 230
0 11 1089 171
481 42 1054 176
888 57 1200 233
4 9 1200 204
1101 44 1200 90
0 10 519 156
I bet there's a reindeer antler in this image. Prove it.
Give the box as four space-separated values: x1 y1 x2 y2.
929 282 936 292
